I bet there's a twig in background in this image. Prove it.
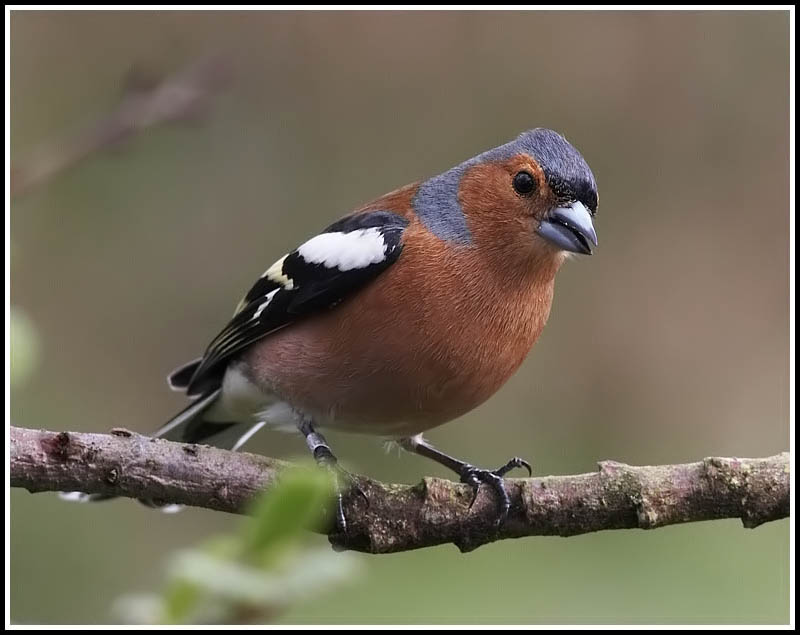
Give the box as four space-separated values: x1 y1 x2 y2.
11 55 231 198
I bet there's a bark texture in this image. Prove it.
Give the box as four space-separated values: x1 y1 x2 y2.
10 426 790 554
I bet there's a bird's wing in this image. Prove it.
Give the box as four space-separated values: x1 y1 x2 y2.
183 210 409 395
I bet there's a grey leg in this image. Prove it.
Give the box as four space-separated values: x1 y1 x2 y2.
298 418 337 465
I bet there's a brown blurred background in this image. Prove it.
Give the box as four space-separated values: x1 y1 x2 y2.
10 10 790 624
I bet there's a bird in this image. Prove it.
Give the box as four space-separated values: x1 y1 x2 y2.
63 128 598 530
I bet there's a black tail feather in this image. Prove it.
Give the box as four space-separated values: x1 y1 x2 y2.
153 388 222 440
167 358 203 392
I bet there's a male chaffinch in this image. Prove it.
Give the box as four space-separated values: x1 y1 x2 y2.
66 128 598 528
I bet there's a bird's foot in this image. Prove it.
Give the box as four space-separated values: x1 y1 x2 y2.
316 454 368 534
460 457 532 526
300 419 367 533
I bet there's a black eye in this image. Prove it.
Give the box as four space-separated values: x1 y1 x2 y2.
513 171 536 195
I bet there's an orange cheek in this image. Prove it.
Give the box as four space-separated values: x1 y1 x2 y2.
458 162 552 246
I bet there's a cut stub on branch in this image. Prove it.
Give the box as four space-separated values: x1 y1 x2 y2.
10 426 790 554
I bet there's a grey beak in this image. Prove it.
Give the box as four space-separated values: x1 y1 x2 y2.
536 201 598 255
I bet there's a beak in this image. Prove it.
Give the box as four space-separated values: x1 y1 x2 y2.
536 201 598 255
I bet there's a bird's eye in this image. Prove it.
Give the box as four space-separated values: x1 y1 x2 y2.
513 171 536 195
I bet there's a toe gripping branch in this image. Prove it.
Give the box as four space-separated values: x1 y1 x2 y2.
401 436 531 527
459 457 532 525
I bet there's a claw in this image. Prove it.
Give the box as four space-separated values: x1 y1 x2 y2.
459 456 532 526
463 471 482 509
494 456 532 478
335 492 347 534
324 463 368 534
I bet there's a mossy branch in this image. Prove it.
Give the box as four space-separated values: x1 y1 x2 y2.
10 426 790 554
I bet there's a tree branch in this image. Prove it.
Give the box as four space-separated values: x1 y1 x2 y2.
10 426 790 554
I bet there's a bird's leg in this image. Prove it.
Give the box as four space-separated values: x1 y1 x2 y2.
398 435 531 526
297 418 366 533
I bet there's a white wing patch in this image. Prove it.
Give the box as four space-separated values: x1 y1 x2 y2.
297 228 387 271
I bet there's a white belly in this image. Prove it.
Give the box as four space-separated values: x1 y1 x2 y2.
205 363 303 433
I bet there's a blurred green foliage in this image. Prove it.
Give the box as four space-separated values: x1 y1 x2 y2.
10 306 41 389
10 9 790 625
114 466 358 624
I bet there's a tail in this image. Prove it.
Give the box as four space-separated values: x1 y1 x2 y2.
153 387 267 451
166 357 203 392
60 360 266 510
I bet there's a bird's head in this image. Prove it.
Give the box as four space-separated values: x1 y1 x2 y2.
414 128 598 262
505 128 598 255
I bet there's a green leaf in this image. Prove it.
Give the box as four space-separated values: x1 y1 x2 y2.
115 466 357 624
169 550 284 605
242 464 336 561
163 578 201 624
168 547 357 608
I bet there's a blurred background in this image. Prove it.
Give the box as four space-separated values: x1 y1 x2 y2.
10 9 790 625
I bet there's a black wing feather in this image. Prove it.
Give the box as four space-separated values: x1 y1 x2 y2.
183 210 408 395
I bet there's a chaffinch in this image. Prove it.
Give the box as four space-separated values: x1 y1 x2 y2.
66 128 598 528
